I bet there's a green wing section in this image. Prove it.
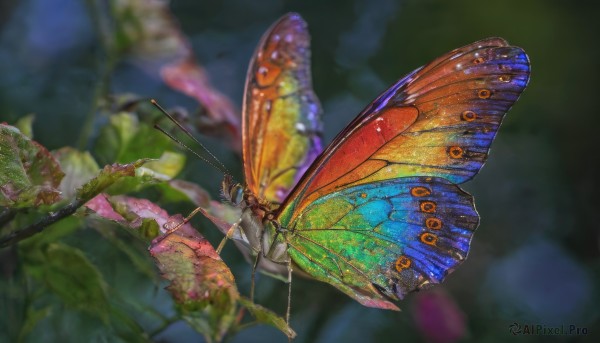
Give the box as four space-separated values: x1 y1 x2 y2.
282 177 478 310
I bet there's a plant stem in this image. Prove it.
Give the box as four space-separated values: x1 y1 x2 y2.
0 208 17 228
149 317 178 338
0 199 83 248
77 0 118 149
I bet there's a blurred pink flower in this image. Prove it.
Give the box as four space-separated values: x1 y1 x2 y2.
412 290 467 343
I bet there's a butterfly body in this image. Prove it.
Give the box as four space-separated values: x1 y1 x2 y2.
221 175 290 268
213 13 530 310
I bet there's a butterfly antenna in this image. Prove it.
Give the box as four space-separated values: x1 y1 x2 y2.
151 99 230 175
153 124 228 175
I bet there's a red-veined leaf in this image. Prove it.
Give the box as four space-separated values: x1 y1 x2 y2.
0 124 64 208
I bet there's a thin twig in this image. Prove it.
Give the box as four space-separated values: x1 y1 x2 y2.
0 199 84 248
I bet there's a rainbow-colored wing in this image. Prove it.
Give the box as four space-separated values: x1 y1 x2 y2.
286 177 478 310
277 38 530 309
243 13 322 204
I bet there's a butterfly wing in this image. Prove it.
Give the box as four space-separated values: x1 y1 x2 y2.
276 38 530 308
243 13 322 204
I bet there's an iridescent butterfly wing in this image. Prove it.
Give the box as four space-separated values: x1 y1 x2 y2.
273 38 530 309
243 13 322 205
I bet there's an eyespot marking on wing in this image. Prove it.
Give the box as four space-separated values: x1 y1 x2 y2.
425 217 442 230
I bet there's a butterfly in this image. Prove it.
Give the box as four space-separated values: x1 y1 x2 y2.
210 13 530 311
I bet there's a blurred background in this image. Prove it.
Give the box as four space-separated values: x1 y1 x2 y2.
1 0 598 342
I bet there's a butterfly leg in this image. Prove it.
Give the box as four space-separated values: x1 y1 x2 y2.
286 251 293 330
250 252 261 302
216 217 242 254
159 206 205 240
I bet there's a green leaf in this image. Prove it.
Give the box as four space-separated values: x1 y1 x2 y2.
103 165 162 195
53 147 100 199
76 159 147 200
93 112 184 194
105 152 186 195
94 112 181 166
18 306 52 341
14 114 35 138
0 124 64 208
150 224 239 342
140 151 186 180
108 307 150 343
113 0 188 60
94 222 157 279
94 112 139 165
22 243 110 322
0 160 149 248
121 123 178 164
239 297 296 340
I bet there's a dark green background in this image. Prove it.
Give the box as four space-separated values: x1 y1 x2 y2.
1 0 598 342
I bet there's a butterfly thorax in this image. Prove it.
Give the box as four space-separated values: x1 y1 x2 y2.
222 175 289 265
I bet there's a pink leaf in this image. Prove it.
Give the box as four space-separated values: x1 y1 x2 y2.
85 194 126 222
150 224 239 341
161 59 241 149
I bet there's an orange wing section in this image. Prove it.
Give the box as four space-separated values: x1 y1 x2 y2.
279 38 530 221
242 13 322 204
